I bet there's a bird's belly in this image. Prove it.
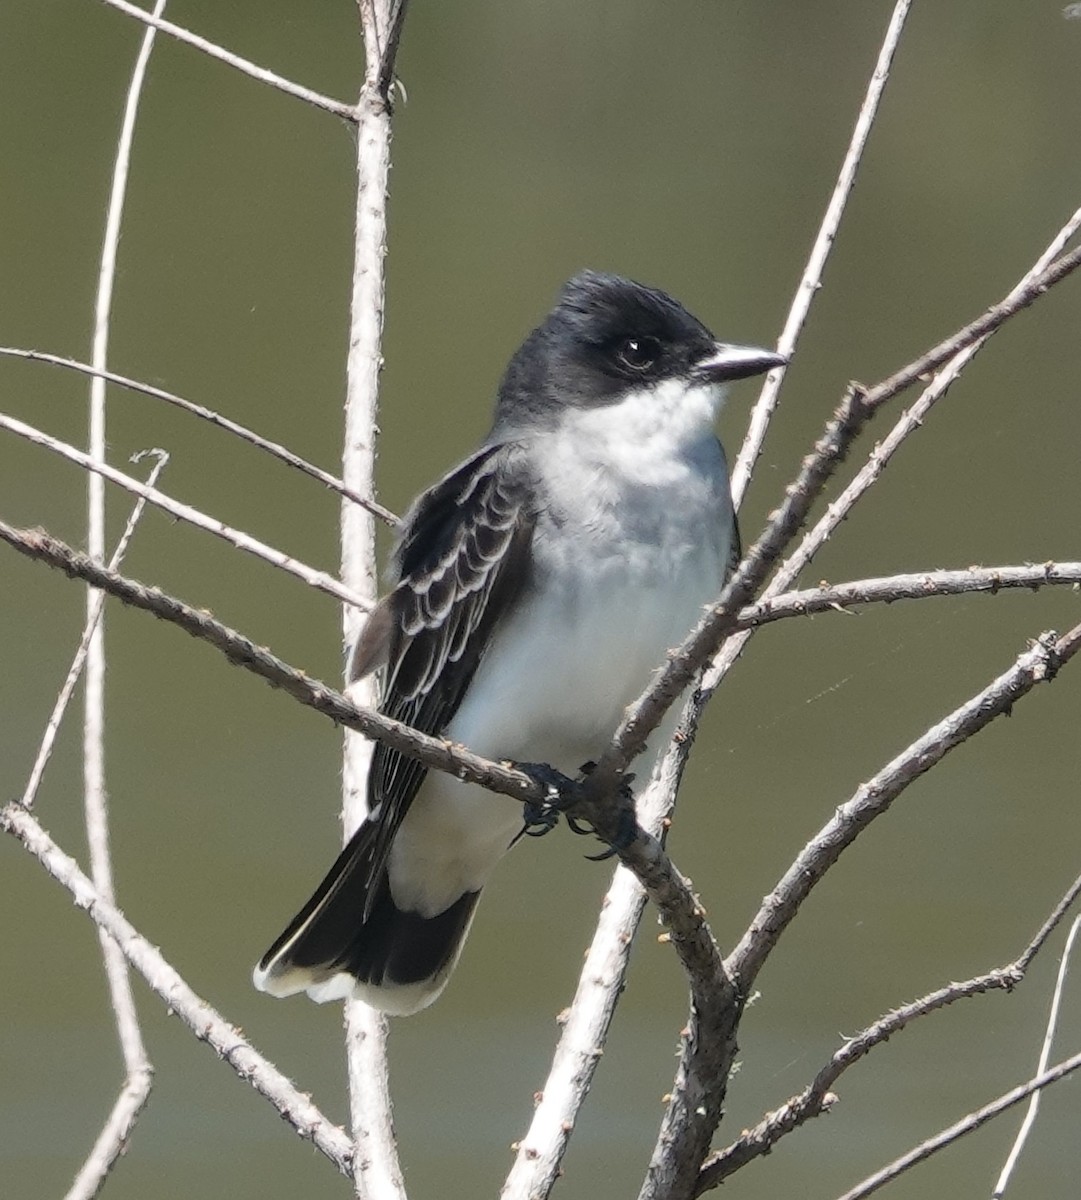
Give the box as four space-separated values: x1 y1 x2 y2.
387 532 726 917
457 530 728 766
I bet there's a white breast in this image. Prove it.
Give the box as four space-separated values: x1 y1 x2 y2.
388 379 734 915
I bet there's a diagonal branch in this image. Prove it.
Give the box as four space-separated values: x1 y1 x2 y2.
833 1049 1081 1200
96 0 357 120
728 624 1081 989
992 910 1081 1197
1 801 354 1175
732 0 913 508
0 409 370 611
23 451 169 811
0 520 540 804
0 347 395 524
640 621 1081 1200
697 871 1081 1192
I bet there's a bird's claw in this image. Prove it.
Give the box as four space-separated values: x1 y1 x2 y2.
519 762 571 838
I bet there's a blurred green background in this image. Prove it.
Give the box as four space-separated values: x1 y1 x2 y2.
2 2 1081 1198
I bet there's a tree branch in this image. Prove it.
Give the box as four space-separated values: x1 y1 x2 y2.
72 9 166 1189
0 801 354 1176
0 519 545 806
0 409 371 611
738 562 1081 630
833 1049 1081 1200
0 347 395 524
96 0 357 121
728 624 1081 989
697 872 1081 1191
992 910 1081 1197
731 0 912 509
342 3 409 1193
22 452 168 811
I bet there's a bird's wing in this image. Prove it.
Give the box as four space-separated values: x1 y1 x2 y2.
349 441 536 915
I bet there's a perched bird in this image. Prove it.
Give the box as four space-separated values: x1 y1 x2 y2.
254 271 783 1014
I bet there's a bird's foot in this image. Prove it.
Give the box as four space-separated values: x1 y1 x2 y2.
517 761 642 858
518 762 573 838
571 762 640 859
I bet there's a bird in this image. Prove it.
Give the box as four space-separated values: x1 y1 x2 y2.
253 270 783 1015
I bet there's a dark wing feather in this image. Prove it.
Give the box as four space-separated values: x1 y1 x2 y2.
727 508 743 581
350 441 536 917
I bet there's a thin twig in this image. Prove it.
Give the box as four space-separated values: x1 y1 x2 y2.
23 451 168 810
992 912 1081 1198
70 8 165 1190
738 562 1081 630
728 624 1081 989
833 1050 1081 1200
734 203 1081 639
0 347 395 524
342 4 411 1199
698 873 1081 1192
0 802 354 1176
96 0 357 121
731 0 913 509
502 866 650 1199
0 409 371 611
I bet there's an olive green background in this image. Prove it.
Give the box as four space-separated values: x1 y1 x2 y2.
2 2 1081 1198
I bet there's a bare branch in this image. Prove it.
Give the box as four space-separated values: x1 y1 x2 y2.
992 911 1081 1197
0 347 396 524
66 453 162 1191
502 866 649 1199
95 0 357 121
728 624 1081 990
738 562 1081 630
0 802 354 1174
696 203 1081 795
741 204 1081 630
358 0 410 97
341 4 411 1198
23 452 168 810
732 0 913 509
71 11 166 1189
0 410 371 611
0 519 546 805
698 873 1081 1191
833 1050 1081 1200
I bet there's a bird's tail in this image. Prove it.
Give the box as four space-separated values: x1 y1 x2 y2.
253 820 481 1016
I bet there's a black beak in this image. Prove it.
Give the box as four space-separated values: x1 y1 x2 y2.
693 343 787 384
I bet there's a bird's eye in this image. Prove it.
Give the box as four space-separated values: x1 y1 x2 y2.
615 336 660 372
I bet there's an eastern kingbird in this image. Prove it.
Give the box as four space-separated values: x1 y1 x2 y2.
254 271 783 1015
